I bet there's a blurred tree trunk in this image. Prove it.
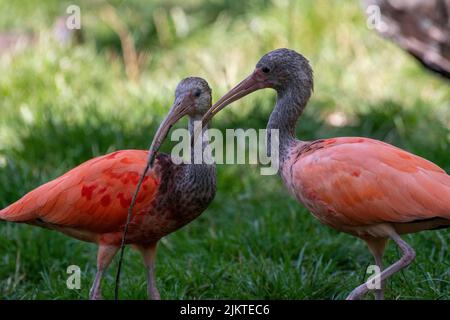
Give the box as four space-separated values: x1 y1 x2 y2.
364 0 450 80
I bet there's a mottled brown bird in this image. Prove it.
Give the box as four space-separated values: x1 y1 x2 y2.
1 77 216 299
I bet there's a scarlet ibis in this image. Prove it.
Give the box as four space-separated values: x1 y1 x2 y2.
0 77 216 300
202 48 450 299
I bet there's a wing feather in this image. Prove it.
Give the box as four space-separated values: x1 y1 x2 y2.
293 138 450 225
0 150 160 233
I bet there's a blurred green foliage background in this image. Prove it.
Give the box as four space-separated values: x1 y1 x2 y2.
0 0 448 299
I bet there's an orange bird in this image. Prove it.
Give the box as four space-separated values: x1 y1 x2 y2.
0 77 216 299
202 49 450 299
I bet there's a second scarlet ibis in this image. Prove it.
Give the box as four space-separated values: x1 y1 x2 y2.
0 77 216 299
202 48 450 299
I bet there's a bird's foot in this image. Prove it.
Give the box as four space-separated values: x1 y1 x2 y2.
346 283 368 300
89 290 104 300
148 288 161 300
374 289 384 300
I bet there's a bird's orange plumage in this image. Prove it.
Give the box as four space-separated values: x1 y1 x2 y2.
0 150 159 236
286 137 450 235
202 48 449 299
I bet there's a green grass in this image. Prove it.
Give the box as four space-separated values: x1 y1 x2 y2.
0 0 449 299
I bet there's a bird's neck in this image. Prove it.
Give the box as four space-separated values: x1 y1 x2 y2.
188 115 214 164
183 115 216 187
267 84 311 164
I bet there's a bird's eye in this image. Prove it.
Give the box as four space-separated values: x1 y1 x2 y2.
262 66 270 73
194 89 201 97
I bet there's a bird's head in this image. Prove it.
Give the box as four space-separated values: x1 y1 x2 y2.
202 48 313 124
175 77 212 117
256 48 313 91
148 77 212 166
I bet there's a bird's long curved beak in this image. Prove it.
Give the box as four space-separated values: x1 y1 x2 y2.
147 95 192 167
201 69 268 126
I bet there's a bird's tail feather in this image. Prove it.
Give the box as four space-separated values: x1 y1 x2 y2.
0 204 17 221
0 207 7 221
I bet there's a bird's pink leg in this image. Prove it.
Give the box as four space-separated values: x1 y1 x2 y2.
347 233 415 300
137 243 160 300
89 244 119 300
372 251 384 300
365 238 388 300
